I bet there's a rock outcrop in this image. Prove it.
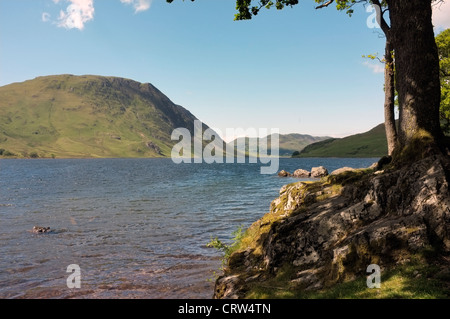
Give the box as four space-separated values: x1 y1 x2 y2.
278 170 291 177
214 154 450 299
311 166 328 178
330 167 356 175
293 169 311 178
146 141 162 155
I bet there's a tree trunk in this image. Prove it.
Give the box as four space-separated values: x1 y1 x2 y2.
384 37 397 156
372 0 397 156
387 0 443 156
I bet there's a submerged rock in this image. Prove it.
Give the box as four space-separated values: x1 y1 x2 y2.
32 226 51 234
277 170 291 177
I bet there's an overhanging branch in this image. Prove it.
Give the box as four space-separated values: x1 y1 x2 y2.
315 0 334 10
371 0 390 35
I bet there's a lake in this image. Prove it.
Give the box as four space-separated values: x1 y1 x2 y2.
0 157 378 299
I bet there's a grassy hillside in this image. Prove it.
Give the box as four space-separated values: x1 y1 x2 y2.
277 133 331 156
295 123 388 158
0 75 203 158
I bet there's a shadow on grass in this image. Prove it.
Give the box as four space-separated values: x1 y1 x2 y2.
245 259 450 299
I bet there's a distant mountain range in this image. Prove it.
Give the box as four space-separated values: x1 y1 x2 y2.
230 134 331 157
0 74 386 159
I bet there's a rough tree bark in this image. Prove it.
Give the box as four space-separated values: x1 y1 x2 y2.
387 0 443 155
373 0 398 156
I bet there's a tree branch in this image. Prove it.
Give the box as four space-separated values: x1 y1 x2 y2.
371 0 390 35
315 0 334 10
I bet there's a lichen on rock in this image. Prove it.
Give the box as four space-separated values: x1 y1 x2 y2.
213 154 450 299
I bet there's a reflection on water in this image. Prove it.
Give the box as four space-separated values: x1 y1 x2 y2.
0 157 378 298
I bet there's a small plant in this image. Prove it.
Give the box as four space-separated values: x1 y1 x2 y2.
207 225 245 266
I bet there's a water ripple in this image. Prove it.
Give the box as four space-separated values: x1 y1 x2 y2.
0 157 378 298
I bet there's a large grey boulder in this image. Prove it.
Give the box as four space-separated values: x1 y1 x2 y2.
293 169 311 178
311 166 328 178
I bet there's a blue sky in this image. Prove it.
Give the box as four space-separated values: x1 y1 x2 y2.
1 0 450 140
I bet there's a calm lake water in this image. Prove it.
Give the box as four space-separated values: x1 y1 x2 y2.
0 157 378 299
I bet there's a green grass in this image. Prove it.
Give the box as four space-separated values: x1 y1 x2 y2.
245 258 450 299
295 123 388 158
207 225 246 268
0 74 198 158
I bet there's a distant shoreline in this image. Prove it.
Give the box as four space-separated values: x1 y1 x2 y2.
0 155 381 160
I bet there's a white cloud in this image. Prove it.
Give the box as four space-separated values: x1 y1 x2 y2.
45 0 152 31
42 12 51 22
120 0 152 13
57 0 95 30
433 1 450 30
363 61 385 74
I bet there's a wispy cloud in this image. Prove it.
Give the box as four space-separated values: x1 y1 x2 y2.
44 0 152 31
363 61 384 74
56 0 95 30
120 0 152 13
433 1 450 30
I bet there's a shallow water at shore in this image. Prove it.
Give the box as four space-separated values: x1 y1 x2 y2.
0 157 378 299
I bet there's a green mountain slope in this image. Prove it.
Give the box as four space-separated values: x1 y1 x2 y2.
230 133 330 157
296 123 388 157
277 133 331 156
0 74 204 158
